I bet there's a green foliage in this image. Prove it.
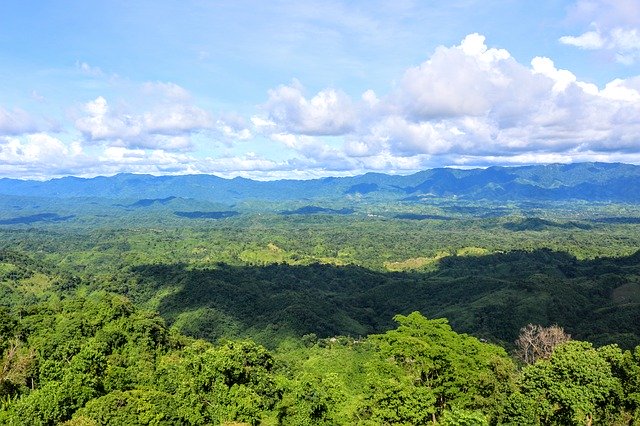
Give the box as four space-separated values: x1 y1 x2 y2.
2 190 640 424
358 374 435 425
440 408 489 426
370 312 516 423
508 341 625 425
273 338 375 424
5 375 100 426
88 247 640 349
155 339 280 425
620 346 640 421
0 292 178 424
0 308 18 348
170 307 241 342
277 373 343 425
2 289 640 425
74 390 189 425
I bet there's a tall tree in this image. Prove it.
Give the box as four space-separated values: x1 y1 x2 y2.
369 312 515 423
515 324 571 365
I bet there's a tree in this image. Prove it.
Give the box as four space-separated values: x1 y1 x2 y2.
72 390 190 425
358 374 435 425
277 373 343 425
508 341 624 425
369 312 515 423
163 340 280 425
515 324 571 365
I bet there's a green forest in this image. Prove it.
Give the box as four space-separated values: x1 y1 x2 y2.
2 193 640 424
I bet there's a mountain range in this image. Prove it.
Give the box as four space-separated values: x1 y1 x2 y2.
2 162 640 203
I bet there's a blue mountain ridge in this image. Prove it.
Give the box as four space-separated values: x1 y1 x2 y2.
1 162 639 202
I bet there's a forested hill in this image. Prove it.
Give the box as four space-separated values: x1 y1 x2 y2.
3 162 640 202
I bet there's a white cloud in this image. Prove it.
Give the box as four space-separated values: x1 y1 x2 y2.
269 132 354 170
214 114 253 144
0 134 88 178
251 116 276 130
21 134 73 164
531 57 582 93
0 107 40 136
142 104 212 135
374 116 460 155
60 33 625 177
600 78 640 101
74 82 255 152
458 33 511 62
317 34 640 170
4 31 640 179
361 89 379 107
241 33 640 176
561 0 640 64
264 81 357 135
218 122 251 141
75 96 140 141
560 27 640 64
94 146 200 175
559 31 605 49
396 33 514 119
75 89 214 151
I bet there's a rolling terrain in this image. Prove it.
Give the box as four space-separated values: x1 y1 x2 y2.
2 163 640 424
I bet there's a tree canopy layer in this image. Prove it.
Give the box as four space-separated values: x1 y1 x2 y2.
1 178 640 424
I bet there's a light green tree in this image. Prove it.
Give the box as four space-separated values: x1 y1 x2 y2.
508 341 624 425
368 312 515 424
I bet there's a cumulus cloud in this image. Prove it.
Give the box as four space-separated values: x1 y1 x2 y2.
263 80 357 135
559 31 605 49
75 96 139 141
0 134 69 164
4 32 640 179
253 33 640 173
393 37 638 161
142 104 212 135
75 89 214 151
215 113 253 144
396 34 514 120
74 82 254 152
66 34 640 178
0 134 87 178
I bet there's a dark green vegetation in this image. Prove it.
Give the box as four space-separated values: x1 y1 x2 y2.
2 163 640 424
0 213 75 225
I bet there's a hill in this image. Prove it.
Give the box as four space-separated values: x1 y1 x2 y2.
2 162 640 203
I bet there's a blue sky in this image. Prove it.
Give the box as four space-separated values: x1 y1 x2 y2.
0 0 639 179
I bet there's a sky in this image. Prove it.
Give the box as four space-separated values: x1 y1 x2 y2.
0 0 639 180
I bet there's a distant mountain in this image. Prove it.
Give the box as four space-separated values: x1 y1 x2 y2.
2 162 640 202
